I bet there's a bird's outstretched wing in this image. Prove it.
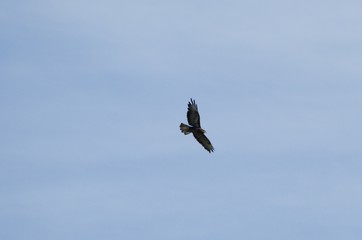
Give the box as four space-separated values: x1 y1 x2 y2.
187 98 201 127
193 131 214 153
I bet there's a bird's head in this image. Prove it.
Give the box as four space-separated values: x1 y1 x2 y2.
199 128 206 133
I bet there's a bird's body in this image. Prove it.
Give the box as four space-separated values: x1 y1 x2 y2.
179 99 214 153
179 124 205 135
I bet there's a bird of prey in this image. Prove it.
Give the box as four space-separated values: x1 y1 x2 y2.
179 98 214 153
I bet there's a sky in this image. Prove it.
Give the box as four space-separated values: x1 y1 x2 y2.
1 0 362 239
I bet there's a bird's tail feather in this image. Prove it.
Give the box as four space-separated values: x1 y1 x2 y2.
180 123 191 135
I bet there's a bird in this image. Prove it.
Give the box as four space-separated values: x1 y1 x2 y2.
179 98 214 153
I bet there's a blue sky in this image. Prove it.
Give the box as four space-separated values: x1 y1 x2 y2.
1 0 362 239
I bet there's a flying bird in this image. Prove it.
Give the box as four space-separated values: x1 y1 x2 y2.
179 98 214 153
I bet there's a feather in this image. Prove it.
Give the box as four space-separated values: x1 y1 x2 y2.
187 98 201 128
179 123 191 135
193 130 214 153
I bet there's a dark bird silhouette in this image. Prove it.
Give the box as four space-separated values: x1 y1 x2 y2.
179 98 214 153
